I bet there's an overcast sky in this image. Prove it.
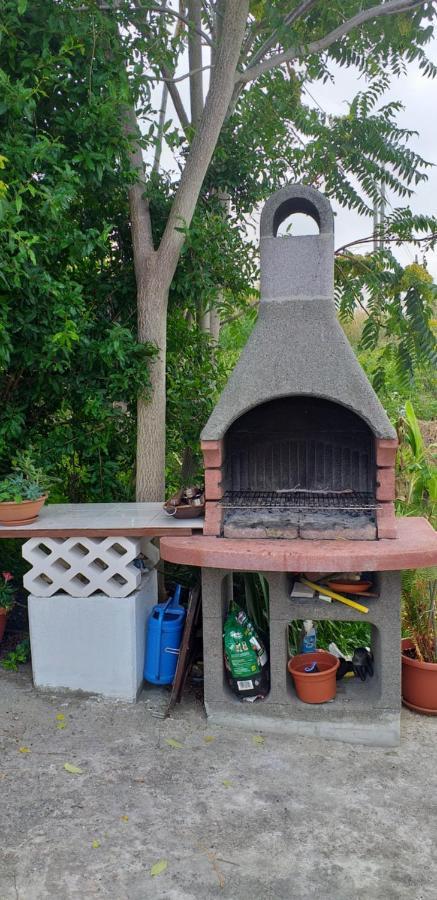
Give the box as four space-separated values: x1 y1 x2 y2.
312 35 437 278
147 32 437 279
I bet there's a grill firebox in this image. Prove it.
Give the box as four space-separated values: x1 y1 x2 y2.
201 184 398 540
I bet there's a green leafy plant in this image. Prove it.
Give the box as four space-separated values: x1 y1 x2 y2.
402 569 437 663
232 572 269 634
288 620 372 658
396 400 437 523
0 452 52 503
1 638 30 670
0 571 15 610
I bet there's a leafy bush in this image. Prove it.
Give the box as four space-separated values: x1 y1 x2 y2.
1 638 30 670
0 571 15 610
396 400 437 524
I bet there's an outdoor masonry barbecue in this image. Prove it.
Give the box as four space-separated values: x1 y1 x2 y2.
201 184 398 541
160 184 437 747
1 185 435 745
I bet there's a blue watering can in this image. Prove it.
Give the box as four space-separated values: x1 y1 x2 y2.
144 585 186 685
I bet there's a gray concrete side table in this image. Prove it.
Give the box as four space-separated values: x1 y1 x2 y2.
0 503 203 701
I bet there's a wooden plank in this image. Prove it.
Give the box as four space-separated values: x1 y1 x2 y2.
165 583 201 715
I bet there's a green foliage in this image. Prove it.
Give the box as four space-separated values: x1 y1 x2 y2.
0 638 30 670
356 345 437 423
0 474 43 503
166 313 227 493
288 620 372 658
402 569 437 663
396 401 437 523
232 573 269 634
0 571 15 610
0 449 55 502
336 256 437 388
0 0 436 507
0 0 156 501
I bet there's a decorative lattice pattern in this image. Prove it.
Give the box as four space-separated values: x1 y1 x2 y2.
23 536 143 598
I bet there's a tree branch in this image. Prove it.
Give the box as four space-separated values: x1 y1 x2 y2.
152 0 170 172
122 105 155 266
247 0 320 70
157 0 250 281
132 1 215 47
161 64 213 84
237 0 429 84
160 62 190 131
153 81 169 172
335 230 437 254
188 0 204 126
132 0 190 133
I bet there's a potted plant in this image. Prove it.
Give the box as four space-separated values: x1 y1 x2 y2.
0 571 15 642
0 452 50 526
401 569 437 715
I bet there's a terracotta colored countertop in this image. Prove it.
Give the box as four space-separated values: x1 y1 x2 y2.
160 517 437 573
0 503 204 538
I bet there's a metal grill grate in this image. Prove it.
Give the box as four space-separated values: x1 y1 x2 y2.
220 490 378 511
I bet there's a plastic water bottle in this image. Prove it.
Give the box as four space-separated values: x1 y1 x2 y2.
300 619 317 653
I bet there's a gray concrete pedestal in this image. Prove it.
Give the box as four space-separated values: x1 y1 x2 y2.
28 570 157 701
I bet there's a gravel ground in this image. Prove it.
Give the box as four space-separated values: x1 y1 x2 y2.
0 665 436 900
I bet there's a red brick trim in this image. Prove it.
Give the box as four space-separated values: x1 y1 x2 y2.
201 440 223 469
376 503 397 539
204 467 223 501
375 438 398 468
203 502 223 537
376 467 396 502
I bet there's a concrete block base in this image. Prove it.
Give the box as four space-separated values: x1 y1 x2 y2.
205 702 400 748
28 569 157 701
202 568 402 747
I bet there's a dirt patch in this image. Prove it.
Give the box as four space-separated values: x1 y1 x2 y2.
418 420 437 448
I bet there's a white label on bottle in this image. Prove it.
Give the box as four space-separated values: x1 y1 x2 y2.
259 651 268 667
237 680 254 690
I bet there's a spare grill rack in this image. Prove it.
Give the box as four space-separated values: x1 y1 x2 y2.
220 490 378 511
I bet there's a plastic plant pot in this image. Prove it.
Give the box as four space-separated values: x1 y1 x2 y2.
401 638 437 715
288 650 340 704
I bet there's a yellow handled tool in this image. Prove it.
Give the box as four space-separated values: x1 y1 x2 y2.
301 578 369 615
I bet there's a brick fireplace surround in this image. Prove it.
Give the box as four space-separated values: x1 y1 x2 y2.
161 184 437 746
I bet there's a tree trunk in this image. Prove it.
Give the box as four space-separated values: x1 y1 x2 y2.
199 308 211 333
136 272 168 501
210 305 221 344
134 0 249 500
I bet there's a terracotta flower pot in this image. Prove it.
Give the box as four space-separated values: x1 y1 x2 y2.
401 638 437 715
0 494 47 526
288 650 340 704
0 608 8 642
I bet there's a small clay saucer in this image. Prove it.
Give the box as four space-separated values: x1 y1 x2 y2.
402 698 437 716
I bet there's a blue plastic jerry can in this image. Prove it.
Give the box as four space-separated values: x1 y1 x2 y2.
144 585 186 685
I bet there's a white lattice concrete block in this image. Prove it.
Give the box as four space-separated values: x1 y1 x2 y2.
28 569 157 701
23 536 142 598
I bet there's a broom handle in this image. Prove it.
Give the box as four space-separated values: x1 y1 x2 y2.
300 578 369 615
